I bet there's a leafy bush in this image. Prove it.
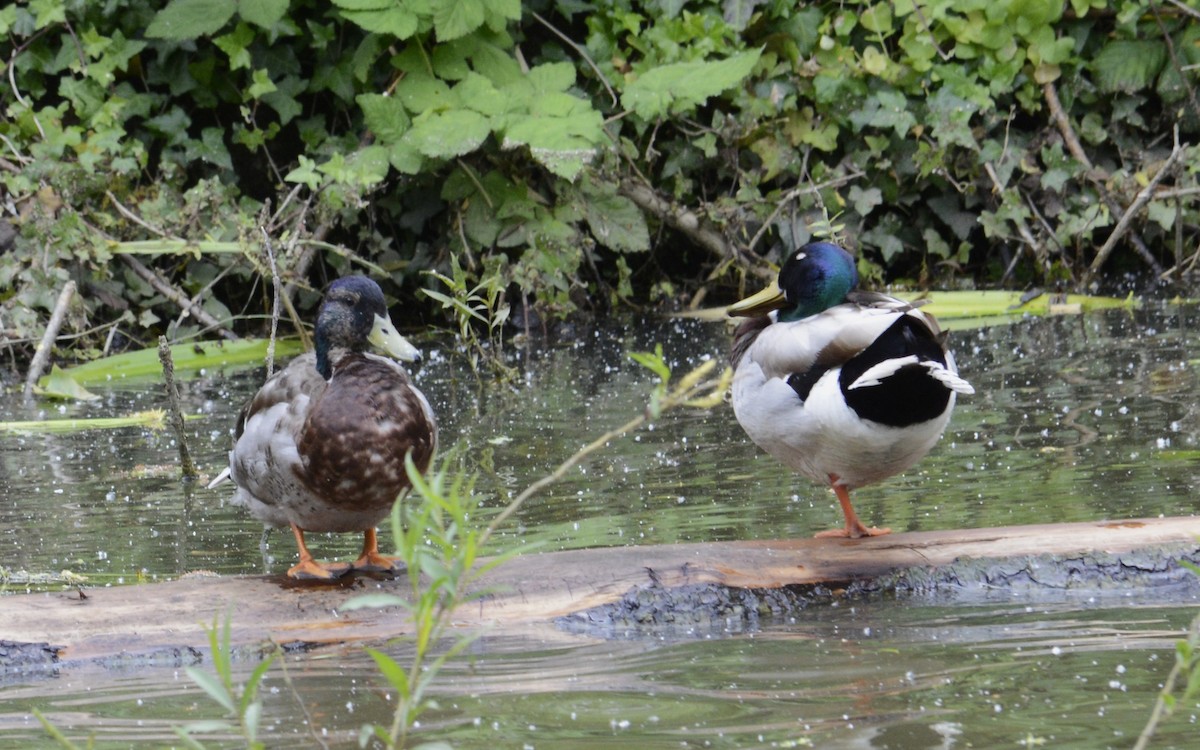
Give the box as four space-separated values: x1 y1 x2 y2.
0 0 1196 365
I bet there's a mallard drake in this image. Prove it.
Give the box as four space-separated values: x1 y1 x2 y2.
210 276 437 579
728 242 973 539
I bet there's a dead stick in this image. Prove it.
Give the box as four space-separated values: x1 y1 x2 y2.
1084 131 1186 287
119 254 239 340
158 335 198 480
22 280 76 398
1044 81 1165 281
619 180 773 280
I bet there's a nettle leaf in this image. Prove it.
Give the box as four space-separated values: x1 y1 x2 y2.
621 49 762 120
334 0 419 39
395 74 456 114
146 0 236 40
584 191 650 253
404 109 491 158
238 0 289 29
432 0 485 42
357 93 411 143
502 105 605 181
1092 40 1167 94
453 73 507 117
528 62 576 94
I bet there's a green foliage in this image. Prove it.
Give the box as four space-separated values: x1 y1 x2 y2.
1 0 1197 373
176 612 279 749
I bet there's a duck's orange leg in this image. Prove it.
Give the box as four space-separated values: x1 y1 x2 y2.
814 475 892 539
350 528 403 573
286 523 352 579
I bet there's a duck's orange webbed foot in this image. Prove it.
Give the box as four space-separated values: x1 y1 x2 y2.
814 476 892 539
350 528 404 574
286 523 353 579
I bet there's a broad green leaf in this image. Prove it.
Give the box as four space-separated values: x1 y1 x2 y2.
432 0 485 42
357 93 411 143
528 62 576 94
404 109 491 158
501 108 605 180
860 3 893 34
1092 40 1167 94
146 0 236 40
45 339 306 386
453 73 507 117
33 365 101 401
238 0 289 29
621 49 762 119
336 5 419 38
395 74 455 114
585 193 650 253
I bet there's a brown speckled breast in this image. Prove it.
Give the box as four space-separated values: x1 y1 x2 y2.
295 353 436 515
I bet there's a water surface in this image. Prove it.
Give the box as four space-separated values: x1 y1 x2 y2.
2 305 1199 748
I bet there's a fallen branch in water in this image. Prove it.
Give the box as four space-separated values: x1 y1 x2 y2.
22 280 76 398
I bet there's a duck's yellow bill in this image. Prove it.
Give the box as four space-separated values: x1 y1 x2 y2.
727 280 786 317
369 313 422 362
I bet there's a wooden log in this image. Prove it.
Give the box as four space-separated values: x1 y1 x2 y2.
3 517 1199 670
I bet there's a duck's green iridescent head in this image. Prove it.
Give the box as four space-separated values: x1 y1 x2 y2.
314 276 421 379
728 242 858 322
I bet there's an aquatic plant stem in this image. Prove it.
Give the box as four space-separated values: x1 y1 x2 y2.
22 280 75 398
158 335 198 480
1133 610 1200 750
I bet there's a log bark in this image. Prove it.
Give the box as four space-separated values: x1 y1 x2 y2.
2 517 1198 669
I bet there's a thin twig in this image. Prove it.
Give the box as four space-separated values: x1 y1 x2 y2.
619 179 773 279
984 162 1050 282
479 367 728 547
745 169 867 254
532 11 618 108
23 280 76 398
119 254 239 340
105 191 178 239
1045 80 1165 282
262 226 283 376
1084 127 1187 287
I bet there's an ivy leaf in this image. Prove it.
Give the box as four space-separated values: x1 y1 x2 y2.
432 0 486 42
621 49 762 119
848 185 882 217
146 0 236 40
214 24 255 70
282 154 328 189
238 0 289 29
848 89 916 138
403 110 491 159
724 0 766 31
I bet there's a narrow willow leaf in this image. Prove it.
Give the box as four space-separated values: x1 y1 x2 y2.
366 647 412 700
185 666 236 713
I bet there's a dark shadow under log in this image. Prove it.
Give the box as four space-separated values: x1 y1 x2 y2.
2 517 1199 676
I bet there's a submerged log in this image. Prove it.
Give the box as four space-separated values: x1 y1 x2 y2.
2 517 1199 673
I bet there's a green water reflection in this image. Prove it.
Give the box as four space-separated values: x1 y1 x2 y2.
2 305 1199 748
